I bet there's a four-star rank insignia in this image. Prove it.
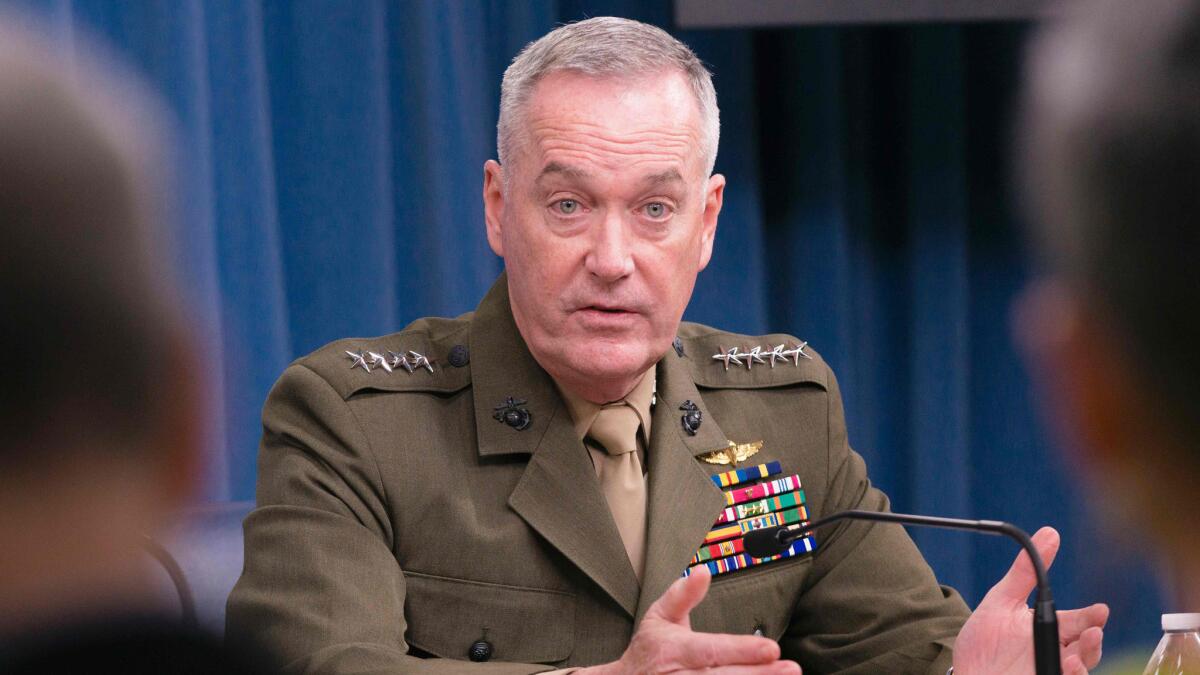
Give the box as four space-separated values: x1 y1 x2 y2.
345 348 435 375
684 448 817 578
712 343 812 371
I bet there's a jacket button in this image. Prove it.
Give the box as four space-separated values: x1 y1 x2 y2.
468 639 493 662
753 625 765 637
447 344 470 367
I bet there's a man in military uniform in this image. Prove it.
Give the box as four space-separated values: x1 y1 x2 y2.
228 17 1107 674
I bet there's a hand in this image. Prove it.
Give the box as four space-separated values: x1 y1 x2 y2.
954 527 1109 675
580 567 801 675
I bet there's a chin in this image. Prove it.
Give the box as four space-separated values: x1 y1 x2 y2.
559 337 658 382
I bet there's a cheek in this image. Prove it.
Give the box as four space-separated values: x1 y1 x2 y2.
503 205 549 272
503 209 580 303
650 231 704 294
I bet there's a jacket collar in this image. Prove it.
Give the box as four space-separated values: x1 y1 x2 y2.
472 273 729 619
635 342 730 623
469 273 563 458
472 274 641 614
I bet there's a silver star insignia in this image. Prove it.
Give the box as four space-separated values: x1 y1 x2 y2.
712 346 745 371
388 350 413 373
408 350 434 373
367 351 392 373
766 344 790 368
743 345 767 370
783 341 813 365
345 350 371 372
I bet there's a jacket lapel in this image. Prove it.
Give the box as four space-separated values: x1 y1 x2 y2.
470 274 640 617
635 349 729 624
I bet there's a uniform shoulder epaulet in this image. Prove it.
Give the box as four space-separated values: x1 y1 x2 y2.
675 322 829 390
294 313 475 400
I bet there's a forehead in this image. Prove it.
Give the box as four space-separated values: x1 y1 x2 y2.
519 70 705 176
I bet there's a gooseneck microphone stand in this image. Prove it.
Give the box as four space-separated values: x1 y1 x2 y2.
744 510 1062 675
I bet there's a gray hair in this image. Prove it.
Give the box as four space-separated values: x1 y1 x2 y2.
498 16 720 175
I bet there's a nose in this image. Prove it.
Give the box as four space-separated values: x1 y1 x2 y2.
584 210 634 283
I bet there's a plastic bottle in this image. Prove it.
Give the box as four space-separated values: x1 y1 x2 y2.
1144 613 1200 674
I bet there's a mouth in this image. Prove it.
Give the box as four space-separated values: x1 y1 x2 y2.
573 304 641 327
582 305 635 314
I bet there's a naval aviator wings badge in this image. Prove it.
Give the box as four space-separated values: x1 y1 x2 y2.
684 442 817 578
698 440 763 467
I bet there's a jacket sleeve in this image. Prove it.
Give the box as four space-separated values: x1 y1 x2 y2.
780 368 970 675
225 363 554 674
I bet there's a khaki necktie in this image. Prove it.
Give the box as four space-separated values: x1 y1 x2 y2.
586 403 647 581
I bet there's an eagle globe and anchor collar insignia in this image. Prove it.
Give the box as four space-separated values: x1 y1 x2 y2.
679 400 702 435
685 441 816 578
493 397 532 431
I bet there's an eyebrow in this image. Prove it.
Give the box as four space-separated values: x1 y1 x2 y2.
641 168 684 187
536 162 591 182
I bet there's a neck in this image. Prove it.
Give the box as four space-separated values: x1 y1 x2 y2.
0 511 161 636
0 465 170 635
552 368 644 405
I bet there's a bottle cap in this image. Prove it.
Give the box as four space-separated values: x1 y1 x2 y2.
1162 613 1200 631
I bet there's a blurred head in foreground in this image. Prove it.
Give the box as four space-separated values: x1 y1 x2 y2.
0 18 202 635
1018 0 1200 601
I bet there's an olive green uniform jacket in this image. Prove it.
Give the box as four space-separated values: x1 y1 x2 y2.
227 275 969 674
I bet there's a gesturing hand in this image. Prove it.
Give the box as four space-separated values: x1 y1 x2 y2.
954 527 1109 675
582 568 801 675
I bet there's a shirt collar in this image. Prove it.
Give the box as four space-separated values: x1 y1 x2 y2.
556 367 656 446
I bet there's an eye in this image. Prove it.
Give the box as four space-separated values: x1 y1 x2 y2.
555 199 579 215
644 202 670 219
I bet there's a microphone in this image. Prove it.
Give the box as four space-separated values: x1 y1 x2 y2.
744 509 1061 675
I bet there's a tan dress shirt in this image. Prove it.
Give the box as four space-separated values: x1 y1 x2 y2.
555 370 655 472
548 370 655 675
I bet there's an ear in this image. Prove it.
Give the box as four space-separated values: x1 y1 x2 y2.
149 326 206 516
483 160 506 258
1013 281 1139 472
697 173 725 271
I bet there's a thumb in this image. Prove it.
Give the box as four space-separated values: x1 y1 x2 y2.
986 526 1060 606
646 568 711 626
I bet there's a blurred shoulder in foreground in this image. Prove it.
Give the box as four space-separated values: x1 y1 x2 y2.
1018 0 1200 610
0 13 275 673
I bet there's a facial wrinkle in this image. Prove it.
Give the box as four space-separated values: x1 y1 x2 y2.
538 137 694 173
533 129 696 156
532 120 697 151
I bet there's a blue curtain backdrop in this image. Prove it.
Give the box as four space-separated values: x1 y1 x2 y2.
7 0 1163 654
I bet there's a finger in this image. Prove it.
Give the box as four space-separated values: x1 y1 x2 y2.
1062 653 1087 675
673 632 781 669
684 661 802 675
646 568 711 625
1062 626 1104 670
1057 603 1110 641
985 526 1060 605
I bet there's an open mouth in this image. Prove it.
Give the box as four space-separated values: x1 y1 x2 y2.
576 305 639 324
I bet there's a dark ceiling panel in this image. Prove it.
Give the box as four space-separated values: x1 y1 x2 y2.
675 0 1059 28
